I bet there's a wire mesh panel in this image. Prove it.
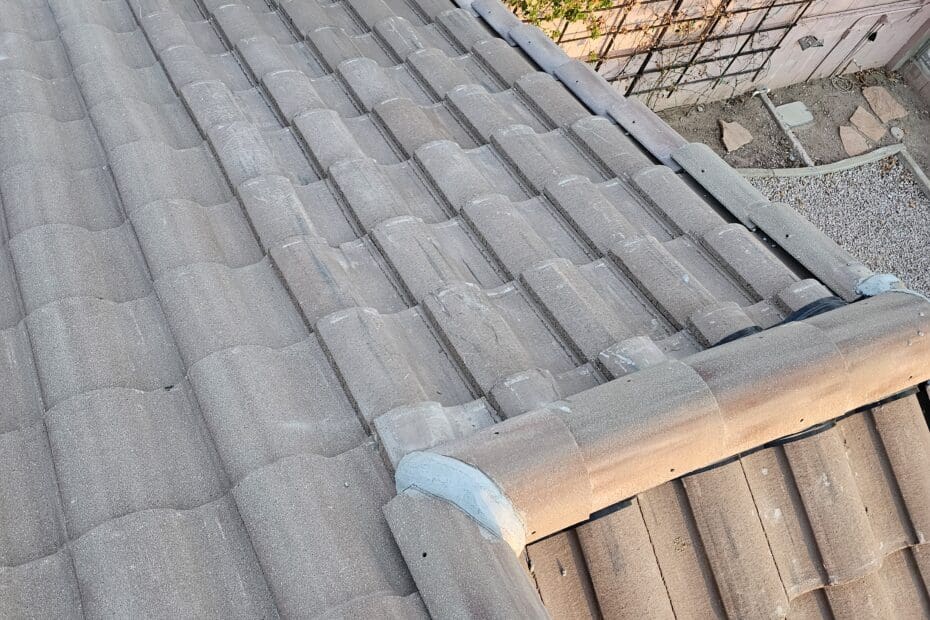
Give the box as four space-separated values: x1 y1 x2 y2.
541 0 813 106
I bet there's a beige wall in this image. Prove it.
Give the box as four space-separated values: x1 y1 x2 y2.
544 0 930 109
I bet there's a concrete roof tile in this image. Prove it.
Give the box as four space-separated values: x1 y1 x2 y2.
0 324 44 434
155 259 308 365
0 2 58 40
0 425 66 565
318 305 473 423
46 384 229 537
0 33 71 78
279 0 360 37
27 295 185 407
373 17 454 60
0 550 83 619
131 198 264 278
0 113 104 172
3 0 927 615
71 498 277 618
574 498 675 618
0 165 122 236
0 71 83 121
271 234 406 322
10 223 151 313
233 446 414 615
373 215 503 299
189 339 366 482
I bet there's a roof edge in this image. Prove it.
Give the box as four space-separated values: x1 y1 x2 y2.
456 0 873 301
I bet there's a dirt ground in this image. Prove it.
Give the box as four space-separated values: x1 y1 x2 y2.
658 69 930 173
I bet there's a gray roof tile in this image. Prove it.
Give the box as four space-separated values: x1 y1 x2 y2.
422 281 576 391
374 96 476 156
493 125 604 191
447 82 547 140
0 550 83 619
331 157 446 231
543 176 641 253
46 384 229 537
406 47 480 97
130 198 264 278
318 306 473 422
521 258 640 360
309 27 392 70
60 23 153 70
3 0 925 615
612 235 717 329
0 164 121 236
71 498 277 618
316 592 428 619
374 399 496 466
0 33 70 78
233 446 414 614
10 223 151 313
339 57 406 110
279 0 360 36
189 338 366 482
0 71 84 121
74 59 175 108
0 113 104 171
0 249 22 329
0 424 65 566
27 295 184 407
462 193 589 275
0 324 44 434
159 45 252 91
515 71 590 128
373 17 454 60
0 2 58 40
155 259 308 366
89 97 202 150
373 215 503 299
271 235 406 322
415 140 527 208
109 141 232 210
630 164 724 236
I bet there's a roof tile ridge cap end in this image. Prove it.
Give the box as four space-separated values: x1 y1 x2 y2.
394 451 527 553
857 273 930 303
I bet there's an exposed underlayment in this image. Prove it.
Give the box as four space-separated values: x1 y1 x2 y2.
0 0 928 618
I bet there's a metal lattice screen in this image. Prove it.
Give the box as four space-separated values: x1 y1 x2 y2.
546 0 814 106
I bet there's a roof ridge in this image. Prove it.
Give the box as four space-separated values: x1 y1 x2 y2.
395 292 930 552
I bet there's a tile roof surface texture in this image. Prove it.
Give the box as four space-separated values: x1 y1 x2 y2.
0 0 926 618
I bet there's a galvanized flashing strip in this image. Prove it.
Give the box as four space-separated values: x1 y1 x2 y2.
395 451 527 553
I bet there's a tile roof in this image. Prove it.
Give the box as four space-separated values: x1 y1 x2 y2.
0 0 927 618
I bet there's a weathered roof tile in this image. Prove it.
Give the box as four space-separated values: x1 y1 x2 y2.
3 0 927 616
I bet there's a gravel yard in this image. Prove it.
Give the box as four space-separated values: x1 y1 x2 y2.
748 157 930 296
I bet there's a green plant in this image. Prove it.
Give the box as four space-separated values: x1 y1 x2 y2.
507 0 614 40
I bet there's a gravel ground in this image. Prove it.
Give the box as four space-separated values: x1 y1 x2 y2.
748 157 930 296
